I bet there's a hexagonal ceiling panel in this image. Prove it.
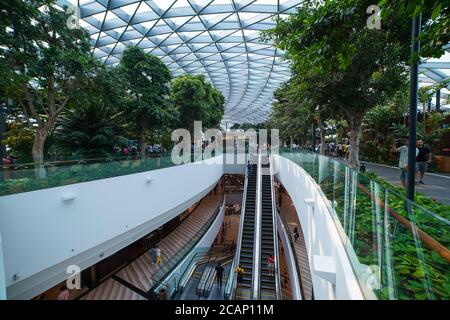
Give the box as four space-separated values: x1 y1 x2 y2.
56 0 305 124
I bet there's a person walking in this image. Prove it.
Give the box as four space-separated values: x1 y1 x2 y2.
416 140 431 184
150 245 157 265
293 227 299 242
235 264 245 294
215 261 225 288
155 244 161 267
392 138 419 189
267 254 275 276
159 288 167 300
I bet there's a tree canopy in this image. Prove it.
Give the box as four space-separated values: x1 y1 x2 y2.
0 0 98 175
171 74 225 133
117 46 173 156
262 0 413 168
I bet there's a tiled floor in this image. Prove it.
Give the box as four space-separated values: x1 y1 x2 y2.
81 278 146 300
80 192 223 300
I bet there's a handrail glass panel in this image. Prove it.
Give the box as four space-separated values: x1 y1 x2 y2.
280 150 450 300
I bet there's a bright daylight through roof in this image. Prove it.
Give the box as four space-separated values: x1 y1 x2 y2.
0 0 449 307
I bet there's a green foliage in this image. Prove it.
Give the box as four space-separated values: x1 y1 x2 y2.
230 122 268 130
4 120 34 163
52 98 126 157
0 0 99 165
379 0 450 59
117 46 173 135
263 0 410 168
283 152 450 299
170 74 224 132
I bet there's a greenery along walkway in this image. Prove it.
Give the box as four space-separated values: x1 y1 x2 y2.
0 156 176 196
282 152 449 300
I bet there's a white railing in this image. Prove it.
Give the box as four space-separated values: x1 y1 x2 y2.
252 152 262 299
269 156 282 300
225 162 249 299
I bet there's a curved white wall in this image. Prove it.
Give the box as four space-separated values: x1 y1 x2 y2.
0 157 223 299
274 155 365 300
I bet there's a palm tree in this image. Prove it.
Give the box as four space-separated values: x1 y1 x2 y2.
52 99 126 158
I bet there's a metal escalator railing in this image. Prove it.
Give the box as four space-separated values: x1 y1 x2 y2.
151 198 224 298
276 210 303 300
237 161 258 299
194 253 235 298
224 162 249 300
197 259 216 297
178 249 210 293
255 155 280 300
270 157 282 300
251 152 262 299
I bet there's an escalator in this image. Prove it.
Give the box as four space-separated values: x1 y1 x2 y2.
258 156 280 300
175 253 232 300
235 163 257 299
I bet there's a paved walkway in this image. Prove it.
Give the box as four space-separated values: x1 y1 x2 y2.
362 162 450 205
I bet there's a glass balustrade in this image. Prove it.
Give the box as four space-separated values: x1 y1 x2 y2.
0 150 247 196
151 203 223 298
280 151 450 300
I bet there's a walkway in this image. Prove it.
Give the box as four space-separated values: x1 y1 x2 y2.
362 162 450 205
80 192 223 300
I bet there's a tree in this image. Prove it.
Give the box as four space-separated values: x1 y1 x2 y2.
0 0 98 176
117 46 172 157
268 82 310 148
263 0 409 169
4 119 34 163
205 83 225 128
52 98 125 157
171 74 224 133
379 0 450 59
51 66 126 157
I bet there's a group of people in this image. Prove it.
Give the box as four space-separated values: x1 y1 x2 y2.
113 145 138 158
326 141 351 160
393 139 432 188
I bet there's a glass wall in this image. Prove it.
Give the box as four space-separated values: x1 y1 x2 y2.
281 151 450 300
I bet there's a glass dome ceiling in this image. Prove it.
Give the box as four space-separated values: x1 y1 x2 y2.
56 0 450 122
56 0 304 124
419 46 450 110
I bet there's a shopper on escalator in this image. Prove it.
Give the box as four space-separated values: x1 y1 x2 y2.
235 264 245 294
267 254 275 276
215 262 224 288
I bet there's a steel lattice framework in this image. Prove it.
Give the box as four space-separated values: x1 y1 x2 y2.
56 0 306 124
56 0 450 124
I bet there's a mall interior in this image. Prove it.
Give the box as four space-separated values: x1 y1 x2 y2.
0 0 449 301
